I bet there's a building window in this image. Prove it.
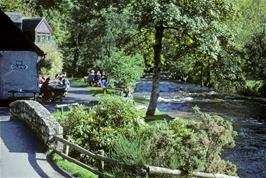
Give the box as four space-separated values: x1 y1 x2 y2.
36 35 41 43
36 34 51 43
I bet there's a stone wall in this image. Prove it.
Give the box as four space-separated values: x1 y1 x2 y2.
9 100 63 149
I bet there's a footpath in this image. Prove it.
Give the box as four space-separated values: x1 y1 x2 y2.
42 85 98 112
0 85 96 178
0 107 69 178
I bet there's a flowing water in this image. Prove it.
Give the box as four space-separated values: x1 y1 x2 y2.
134 80 266 178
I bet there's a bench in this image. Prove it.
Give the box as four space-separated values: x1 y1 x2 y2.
8 89 40 100
55 103 79 113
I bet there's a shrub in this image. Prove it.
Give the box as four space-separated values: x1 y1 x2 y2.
54 99 237 176
237 80 264 96
56 96 145 152
110 107 237 175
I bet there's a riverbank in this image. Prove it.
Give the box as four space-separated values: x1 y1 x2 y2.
134 80 266 178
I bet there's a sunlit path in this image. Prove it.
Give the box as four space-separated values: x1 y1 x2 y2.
0 107 69 178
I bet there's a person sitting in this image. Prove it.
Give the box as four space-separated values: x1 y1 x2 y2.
38 76 45 88
62 76 70 95
56 76 70 95
94 71 101 85
100 79 109 87
87 70 95 86
40 77 53 102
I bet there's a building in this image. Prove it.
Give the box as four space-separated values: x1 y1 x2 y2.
0 9 44 100
5 12 53 45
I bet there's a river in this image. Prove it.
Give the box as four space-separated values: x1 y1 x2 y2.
134 80 266 178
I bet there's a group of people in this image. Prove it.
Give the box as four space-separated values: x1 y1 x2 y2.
87 69 132 98
38 72 70 102
87 70 109 87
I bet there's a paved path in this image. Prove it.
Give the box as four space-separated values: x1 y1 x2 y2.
0 107 70 178
0 85 97 177
42 85 98 112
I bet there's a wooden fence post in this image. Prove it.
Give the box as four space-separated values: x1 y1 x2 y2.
65 137 70 156
97 150 105 178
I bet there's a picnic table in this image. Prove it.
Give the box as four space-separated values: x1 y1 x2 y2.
8 89 40 100
49 84 67 102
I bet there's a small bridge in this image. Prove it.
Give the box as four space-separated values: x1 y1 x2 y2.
0 85 97 178
0 106 69 178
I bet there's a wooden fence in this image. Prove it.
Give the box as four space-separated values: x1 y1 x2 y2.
52 136 239 178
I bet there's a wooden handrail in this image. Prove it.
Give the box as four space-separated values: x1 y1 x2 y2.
147 165 239 178
54 136 119 164
53 136 239 178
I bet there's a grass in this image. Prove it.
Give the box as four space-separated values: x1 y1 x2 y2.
71 78 88 87
133 95 149 105
52 153 98 178
51 112 98 177
71 78 123 96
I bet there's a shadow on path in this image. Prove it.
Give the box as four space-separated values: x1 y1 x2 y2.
0 112 70 178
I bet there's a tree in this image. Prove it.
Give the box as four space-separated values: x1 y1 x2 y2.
0 0 34 16
229 0 266 49
128 0 236 116
95 50 144 89
39 43 63 78
244 30 266 80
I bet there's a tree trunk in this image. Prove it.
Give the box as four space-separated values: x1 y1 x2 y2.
146 24 164 116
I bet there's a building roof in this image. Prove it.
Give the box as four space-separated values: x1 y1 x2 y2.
22 18 42 31
23 18 53 34
0 9 44 56
5 12 22 23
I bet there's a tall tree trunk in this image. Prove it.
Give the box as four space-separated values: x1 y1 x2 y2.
146 24 164 116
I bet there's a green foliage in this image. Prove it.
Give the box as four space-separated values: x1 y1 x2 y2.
39 43 63 77
3 0 266 96
238 80 266 96
244 30 266 80
54 97 237 176
111 107 237 175
95 50 144 89
51 153 97 178
229 0 266 49
56 96 144 151
0 0 34 16
56 105 90 139
193 106 237 174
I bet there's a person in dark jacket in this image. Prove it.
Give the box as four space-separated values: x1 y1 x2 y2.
40 77 53 102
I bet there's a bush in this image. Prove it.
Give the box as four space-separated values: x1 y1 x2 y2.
54 99 237 176
56 96 144 152
110 107 237 175
237 80 266 97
